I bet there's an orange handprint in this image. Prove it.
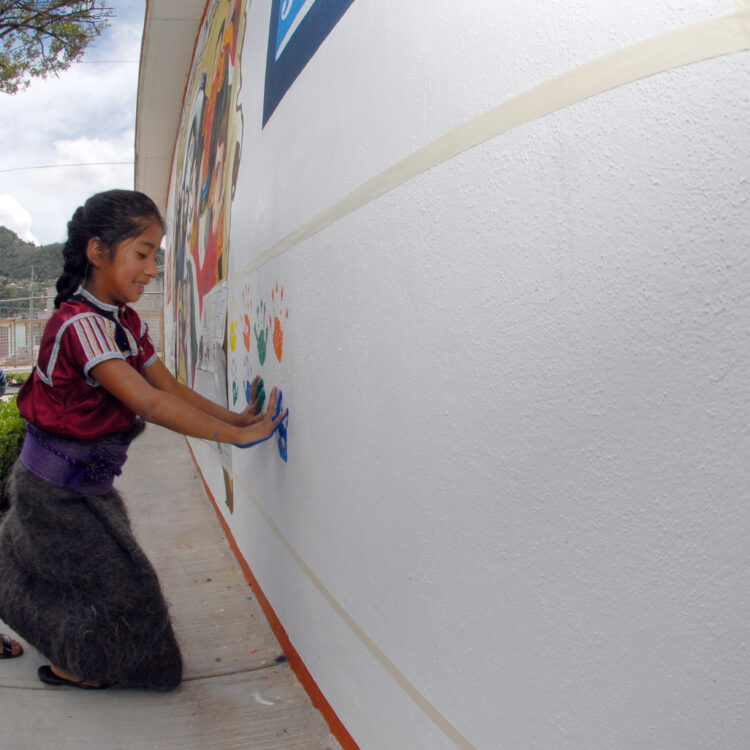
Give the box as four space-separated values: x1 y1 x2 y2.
269 282 288 363
242 313 251 352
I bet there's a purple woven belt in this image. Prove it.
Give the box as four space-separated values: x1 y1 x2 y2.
20 423 133 496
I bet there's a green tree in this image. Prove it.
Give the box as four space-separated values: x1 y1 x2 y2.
0 1 112 94
0 226 63 281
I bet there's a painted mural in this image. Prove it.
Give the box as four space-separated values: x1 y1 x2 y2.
165 0 248 512
165 0 296 472
166 0 247 391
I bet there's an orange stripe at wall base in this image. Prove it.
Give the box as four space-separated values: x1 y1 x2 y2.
185 439 360 750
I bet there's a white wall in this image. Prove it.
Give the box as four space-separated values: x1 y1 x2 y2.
165 1 750 747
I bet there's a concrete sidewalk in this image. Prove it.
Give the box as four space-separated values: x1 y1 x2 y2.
0 424 342 750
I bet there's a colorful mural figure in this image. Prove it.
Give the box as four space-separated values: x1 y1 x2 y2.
169 0 247 389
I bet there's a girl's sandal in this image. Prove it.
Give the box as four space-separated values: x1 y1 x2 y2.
0 633 23 659
37 665 113 690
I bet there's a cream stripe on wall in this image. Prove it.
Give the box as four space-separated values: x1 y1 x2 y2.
221 11 750 749
230 10 750 284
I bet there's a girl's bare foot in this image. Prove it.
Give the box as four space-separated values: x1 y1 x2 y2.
46 664 106 689
0 633 23 658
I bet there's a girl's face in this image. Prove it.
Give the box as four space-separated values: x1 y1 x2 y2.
88 220 163 305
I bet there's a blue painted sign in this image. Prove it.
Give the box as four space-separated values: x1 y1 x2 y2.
264 0 356 125
275 0 318 60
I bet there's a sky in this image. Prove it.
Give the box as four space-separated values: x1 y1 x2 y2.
0 1 147 245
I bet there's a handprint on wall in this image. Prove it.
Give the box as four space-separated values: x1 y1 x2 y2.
254 299 268 366
242 354 252 404
242 313 251 352
229 319 238 352
269 282 289 363
240 283 252 353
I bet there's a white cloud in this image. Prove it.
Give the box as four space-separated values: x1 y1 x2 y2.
0 1 146 244
0 194 38 244
55 133 134 173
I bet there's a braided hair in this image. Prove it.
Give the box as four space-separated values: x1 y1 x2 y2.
54 190 165 309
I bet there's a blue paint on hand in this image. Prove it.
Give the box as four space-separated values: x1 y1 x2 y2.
235 390 288 463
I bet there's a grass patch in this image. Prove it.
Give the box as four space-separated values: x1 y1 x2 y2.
6 371 31 385
0 396 25 511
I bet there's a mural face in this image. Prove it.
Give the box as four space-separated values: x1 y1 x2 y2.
168 0 247 388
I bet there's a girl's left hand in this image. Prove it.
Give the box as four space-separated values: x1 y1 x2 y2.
235 376 265 426
235 387 288 448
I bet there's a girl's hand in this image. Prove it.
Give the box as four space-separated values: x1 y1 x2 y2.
234 376 265 426
235 387 288 448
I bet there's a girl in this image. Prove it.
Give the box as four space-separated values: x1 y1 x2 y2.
0 190 286 691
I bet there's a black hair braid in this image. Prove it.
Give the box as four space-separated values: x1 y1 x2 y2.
53 190 165 309
54 206 89 308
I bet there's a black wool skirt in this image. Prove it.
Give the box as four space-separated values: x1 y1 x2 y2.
0 460 182 690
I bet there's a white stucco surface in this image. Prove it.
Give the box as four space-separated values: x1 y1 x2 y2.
146 1 750 747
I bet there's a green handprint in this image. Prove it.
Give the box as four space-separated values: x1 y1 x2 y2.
254 299 268 366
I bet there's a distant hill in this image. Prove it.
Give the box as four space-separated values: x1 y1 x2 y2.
0 226 63 282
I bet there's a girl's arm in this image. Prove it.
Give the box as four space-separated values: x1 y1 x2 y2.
90 358 286 445
142 357 263 427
